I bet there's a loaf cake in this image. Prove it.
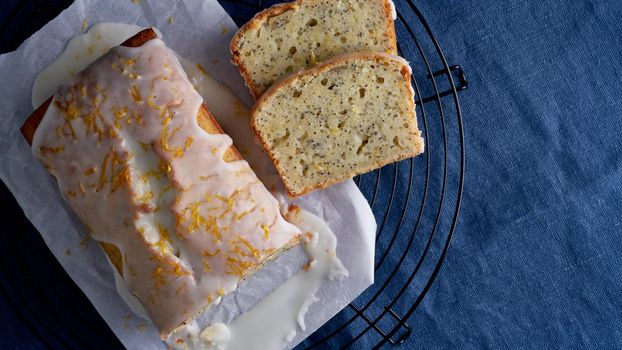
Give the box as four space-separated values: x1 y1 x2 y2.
251 52 425 197
22 28 301 338
231 0 397 98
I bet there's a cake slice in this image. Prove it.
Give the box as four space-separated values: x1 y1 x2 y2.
251 52 425 197
231 0 397 98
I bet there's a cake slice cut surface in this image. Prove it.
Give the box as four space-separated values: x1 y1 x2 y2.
251 52 425 197
231 0 397 98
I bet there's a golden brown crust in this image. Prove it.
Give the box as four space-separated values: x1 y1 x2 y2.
21 28 243 277
230 2 294 99
230 0 398 99
100 242 124 273
20 97 51 145
121 28 158 47
197 105 242 163
250 51 423 197
383 0 398 52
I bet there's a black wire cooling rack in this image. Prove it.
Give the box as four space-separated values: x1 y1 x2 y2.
0 0 466 349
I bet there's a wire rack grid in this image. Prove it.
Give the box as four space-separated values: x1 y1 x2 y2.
0 0 466 349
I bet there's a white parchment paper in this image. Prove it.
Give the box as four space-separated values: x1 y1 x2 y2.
0 0 376 349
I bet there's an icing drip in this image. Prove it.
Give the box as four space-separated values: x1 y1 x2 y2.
388 0 397 20
32 22 144 108
31 38 301 337
166 207 348 350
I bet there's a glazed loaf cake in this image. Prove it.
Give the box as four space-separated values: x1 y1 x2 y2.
231 0 397 98
251 52 425 197
22 29 301 338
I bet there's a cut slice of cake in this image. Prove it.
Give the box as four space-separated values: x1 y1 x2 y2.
231 0 397 98
251 52 425 197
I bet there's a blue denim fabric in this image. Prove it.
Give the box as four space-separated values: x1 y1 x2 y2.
294 0 622 348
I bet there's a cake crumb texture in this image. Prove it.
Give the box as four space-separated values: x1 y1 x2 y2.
252 53 425 196
232 0 397 97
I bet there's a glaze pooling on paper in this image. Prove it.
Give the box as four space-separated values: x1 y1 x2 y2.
167 207 348 350
32 22 145 108
31 38 301 337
